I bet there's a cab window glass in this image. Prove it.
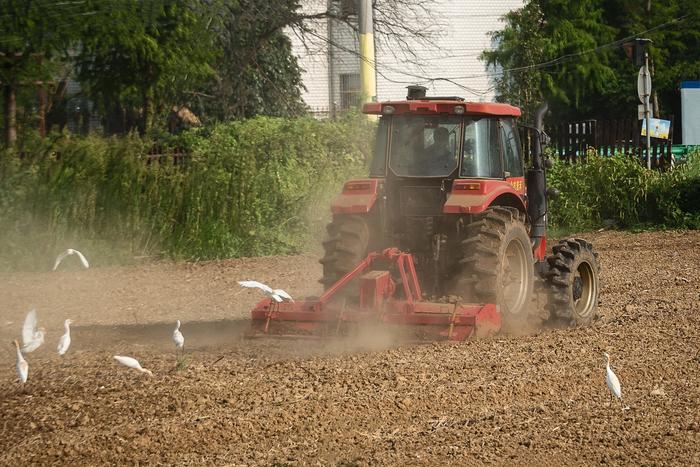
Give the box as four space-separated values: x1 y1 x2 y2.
388 116 461 177
461 119 502 178
500 118 523 177
369 117 389 176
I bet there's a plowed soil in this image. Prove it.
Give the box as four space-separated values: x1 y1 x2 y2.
1 230 699 465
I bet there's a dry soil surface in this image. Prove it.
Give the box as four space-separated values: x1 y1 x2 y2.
0 230 699 465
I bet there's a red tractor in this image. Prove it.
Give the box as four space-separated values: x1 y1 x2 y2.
249 86 600 339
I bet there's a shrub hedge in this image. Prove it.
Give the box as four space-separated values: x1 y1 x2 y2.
0 114 371 271
547 151 700 231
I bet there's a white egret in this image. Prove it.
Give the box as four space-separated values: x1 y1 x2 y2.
21 309 45 353
173 320 184 352
238 280 294 303
603 352 627 409
14 340 28 384
113 355 153 376
53 248 90 271
57 319 72 356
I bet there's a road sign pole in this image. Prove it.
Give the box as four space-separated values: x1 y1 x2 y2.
644 52 651 169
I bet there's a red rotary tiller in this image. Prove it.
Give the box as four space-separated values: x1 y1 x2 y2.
248 248 501 341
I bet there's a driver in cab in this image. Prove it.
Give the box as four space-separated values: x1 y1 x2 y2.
422 127 453 175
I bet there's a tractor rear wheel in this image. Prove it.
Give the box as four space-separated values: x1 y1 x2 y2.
546 238 600 326
456 207 536 328
319 215 370 289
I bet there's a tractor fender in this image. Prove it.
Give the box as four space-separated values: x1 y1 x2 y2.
330 178 383 215
443 179 526 215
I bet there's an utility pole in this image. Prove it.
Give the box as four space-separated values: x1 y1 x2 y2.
358 0 377 108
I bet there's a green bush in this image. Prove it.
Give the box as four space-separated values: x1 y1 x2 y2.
546 151 700 231
0 114 373 271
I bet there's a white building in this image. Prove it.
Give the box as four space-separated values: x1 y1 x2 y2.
289 0 524 117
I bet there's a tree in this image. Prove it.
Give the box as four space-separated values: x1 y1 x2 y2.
482 0 617 123
74 0 219 134
0 0 81 146
197 0 306 121
599 0 700 120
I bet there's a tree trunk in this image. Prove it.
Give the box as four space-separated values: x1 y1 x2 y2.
141 86 153 134
3 84 17 147
38 84 47 137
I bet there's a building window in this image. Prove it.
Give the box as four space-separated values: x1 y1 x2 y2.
338 0 357 17
340 73 361 111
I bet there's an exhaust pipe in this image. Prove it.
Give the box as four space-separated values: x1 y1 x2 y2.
527 103 549 244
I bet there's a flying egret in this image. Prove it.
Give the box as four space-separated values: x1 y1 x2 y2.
57 319 72 356
21 309 45 353
238 280 294 303
53 248 90 271
603 352 627 410
113 355 153 376
13 340 28 384
173 320 184 352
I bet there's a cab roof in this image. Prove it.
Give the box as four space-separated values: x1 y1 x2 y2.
362 100 521 118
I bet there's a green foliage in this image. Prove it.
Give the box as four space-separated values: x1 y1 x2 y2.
485 0 700 122
198 0 307 121
547 152 700 231
0 115 374 271
75 0 219 133
482 0 616 122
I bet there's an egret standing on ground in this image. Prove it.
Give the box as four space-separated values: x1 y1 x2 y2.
53 248 90 271
13 340 28 384
238 280 294 303
113 355 153 376
57 319 72 356
603 352 627 409
21 309 44 353
173 320 184 353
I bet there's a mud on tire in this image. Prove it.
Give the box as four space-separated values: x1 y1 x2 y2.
546 238 601 326
319 215 370 289
456 206 537 329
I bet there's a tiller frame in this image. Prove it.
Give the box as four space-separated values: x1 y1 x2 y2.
248 248 501 341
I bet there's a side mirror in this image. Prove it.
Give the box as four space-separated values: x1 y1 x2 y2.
546 187 560 199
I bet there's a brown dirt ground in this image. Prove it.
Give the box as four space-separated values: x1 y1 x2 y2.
0 230 699 465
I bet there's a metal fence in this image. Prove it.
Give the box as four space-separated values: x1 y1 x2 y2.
548 117 675 168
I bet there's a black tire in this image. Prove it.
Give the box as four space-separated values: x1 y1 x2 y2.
456 206 536 327
546 238 601 326
319 215 370 289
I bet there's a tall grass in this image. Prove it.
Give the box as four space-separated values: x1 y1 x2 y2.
547 151 700 231
0 115 372 271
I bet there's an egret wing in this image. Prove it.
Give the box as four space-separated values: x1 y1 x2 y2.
22 309 37 346
57 334 71 355
273 289 294 302
52 250 70 271
238 280 273 294
73 249 90 269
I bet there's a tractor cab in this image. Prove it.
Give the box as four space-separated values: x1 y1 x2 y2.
365 96 524 182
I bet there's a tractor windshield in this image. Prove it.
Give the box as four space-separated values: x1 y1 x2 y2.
388 116 461 177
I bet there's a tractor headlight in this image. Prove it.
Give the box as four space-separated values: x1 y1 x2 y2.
453 105 465 114
382 105 395 115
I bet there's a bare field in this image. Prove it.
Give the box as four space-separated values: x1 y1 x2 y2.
1 230 699 465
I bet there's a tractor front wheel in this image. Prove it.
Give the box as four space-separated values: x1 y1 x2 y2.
546 238 600 326
456 207 536 329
